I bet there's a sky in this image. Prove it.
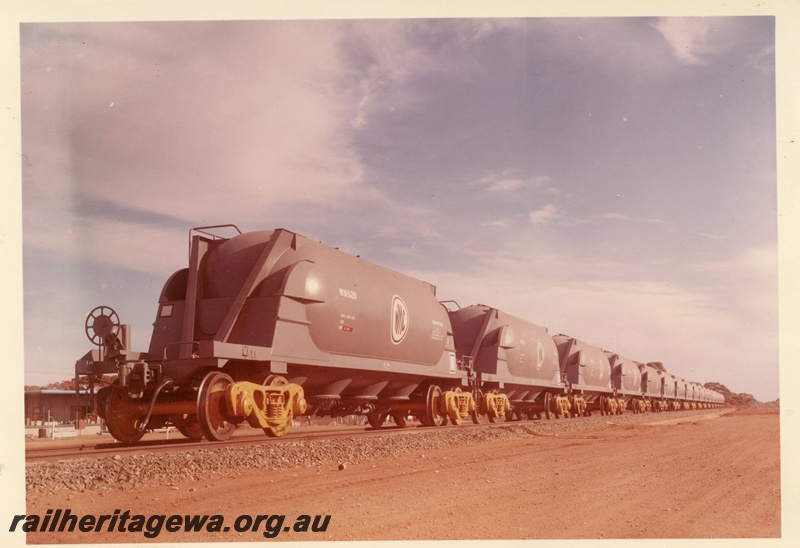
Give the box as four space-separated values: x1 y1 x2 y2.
11 12 785 403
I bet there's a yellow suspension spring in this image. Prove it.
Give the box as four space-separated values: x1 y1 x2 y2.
266 393 285 419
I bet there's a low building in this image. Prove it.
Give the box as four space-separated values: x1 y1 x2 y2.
24 389 97 425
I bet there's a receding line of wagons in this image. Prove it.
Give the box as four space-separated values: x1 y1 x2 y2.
76 225 724 444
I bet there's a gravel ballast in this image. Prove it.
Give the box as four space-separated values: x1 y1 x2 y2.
26 410 723 496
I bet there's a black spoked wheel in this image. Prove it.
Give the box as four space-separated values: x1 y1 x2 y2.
85 305 120 346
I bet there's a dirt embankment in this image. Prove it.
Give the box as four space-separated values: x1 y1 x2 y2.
24 407 780 542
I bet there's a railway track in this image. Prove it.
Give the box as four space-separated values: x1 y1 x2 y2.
25 408 728 464
24 421 458 463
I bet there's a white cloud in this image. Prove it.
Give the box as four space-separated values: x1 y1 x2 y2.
480 219 513 229
420 241 777 401
472 169 553 193
343 19 511 130
650 17 747 66
599 212 668 224
600 212 631 221
541 186 561 196
22 22 367 229
487 178 526 192
528 204 562 224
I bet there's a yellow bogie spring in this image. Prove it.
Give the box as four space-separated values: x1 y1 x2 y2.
554 394 571 417
571 396 587 417
226 379 307 438
484 391 511 423
442 387 476 425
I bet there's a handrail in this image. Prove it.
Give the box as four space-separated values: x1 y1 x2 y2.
187 224 242 260
439 300 461 311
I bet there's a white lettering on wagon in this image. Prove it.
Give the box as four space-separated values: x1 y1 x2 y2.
338 288 358 300
431 319 445 341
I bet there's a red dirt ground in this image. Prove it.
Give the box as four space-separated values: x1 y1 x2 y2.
24 407 780 543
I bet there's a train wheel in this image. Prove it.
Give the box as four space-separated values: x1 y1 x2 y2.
175 415 204 441
95 386 112 421
598 396 606 416
541 392 555 420
543 393 555 420
197 371 237 442
425 385 446 427
392 413 408 428
526 409 537 421
105 387 146 444
367 412 387 429
470 406 482 424
470 390 483 424
263 374 287 387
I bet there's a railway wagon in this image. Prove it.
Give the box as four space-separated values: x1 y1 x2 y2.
695 383 707 408
687 382 699 409
640 363 664 412
75 225 725 444
77 226 473 443
674 377 688 410
447 304 562 421
607 353 645 413
552 335 616 416
662 373 678 411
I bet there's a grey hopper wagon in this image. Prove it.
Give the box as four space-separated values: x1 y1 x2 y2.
78 226 467 442
447 304 563 420
552 335 616 416
75 225 727 444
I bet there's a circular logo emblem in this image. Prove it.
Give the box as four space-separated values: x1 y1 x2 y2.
391 295 409 345
536 340 545 370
